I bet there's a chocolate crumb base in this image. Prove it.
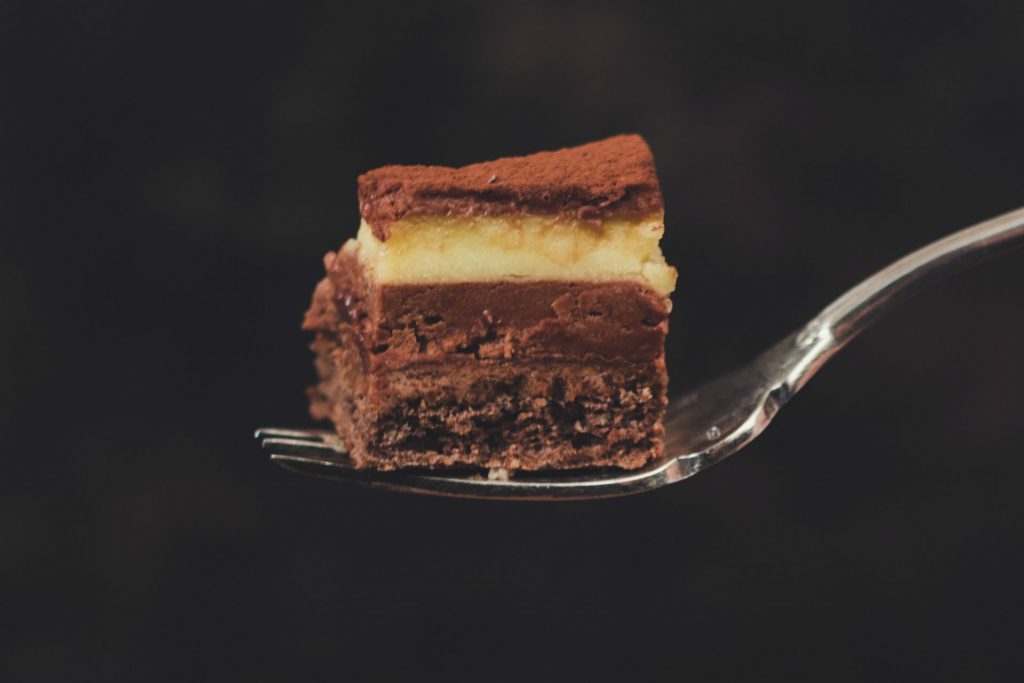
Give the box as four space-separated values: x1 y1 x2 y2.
308 335 666 471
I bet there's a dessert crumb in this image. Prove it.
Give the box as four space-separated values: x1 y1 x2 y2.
487 467 510 481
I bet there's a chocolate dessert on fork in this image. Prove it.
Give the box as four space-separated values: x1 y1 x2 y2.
302 135 677 471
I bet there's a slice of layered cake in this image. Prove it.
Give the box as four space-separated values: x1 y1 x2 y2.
303 134 677 471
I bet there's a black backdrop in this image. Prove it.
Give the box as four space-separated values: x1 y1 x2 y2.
4 1 1024 680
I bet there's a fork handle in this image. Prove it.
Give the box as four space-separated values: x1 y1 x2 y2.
791 206 1024 391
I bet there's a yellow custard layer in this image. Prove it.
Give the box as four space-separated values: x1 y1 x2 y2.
349 214 677 296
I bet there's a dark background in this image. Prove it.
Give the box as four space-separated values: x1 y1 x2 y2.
4 1 1024 680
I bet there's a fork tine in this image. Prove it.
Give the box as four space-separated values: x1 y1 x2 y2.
254 427 335 441
259 436 346 455
270 453 365 481
270 453 352 468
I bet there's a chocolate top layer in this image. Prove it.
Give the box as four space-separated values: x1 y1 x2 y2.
358 134 664 240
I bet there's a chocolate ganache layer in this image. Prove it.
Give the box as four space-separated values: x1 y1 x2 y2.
305 249 671 369
358 134 664 239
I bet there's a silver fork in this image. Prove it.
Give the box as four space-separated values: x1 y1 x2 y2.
257 206 1024 500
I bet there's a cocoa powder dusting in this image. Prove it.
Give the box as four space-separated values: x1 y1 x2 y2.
357 134 664 240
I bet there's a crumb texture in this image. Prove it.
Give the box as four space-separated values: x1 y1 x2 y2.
307 335 666 471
